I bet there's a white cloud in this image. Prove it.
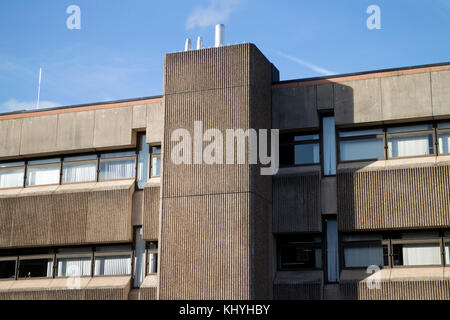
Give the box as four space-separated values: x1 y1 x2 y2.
274 50 336 76
1 99 60 112
186 0 241 30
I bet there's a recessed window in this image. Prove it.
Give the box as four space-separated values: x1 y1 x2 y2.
280 132 319 166
277 235 322 270
18 257 53 278
134 227 146 287
342 234 385 268
137 134 150 188
147 242 158 274
339 129 384 161
322 117 336 175
438 122 450 155
0 259 16 279
99 152 136 181
94 245 132 276
26 159 61 186
392 232 441 266
387 125 434 158
151 146 161 177
56 247 92 277
62 155 98 184
0 162 25 189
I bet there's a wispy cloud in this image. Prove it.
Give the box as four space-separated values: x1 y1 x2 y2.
273 50 336 76
186 0 241 30
1 99 60 112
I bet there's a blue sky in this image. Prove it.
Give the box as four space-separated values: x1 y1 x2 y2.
0 0 449 113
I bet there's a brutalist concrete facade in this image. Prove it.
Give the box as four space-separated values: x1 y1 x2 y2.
0 43 449 299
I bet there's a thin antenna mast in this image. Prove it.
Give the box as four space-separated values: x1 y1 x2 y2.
36 67 42 109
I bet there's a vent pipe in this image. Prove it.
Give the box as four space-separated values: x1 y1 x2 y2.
196 36 203 50
184 38 192 51
214 24 225 47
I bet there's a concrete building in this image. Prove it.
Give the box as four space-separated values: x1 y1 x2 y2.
0 43 449 300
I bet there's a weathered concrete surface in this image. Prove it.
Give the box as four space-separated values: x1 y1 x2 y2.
93 107 134 149
381 73 432 121
317 83 333 110
146 101 164 145
20 115 58 155
321 176 337 214
431 70 450 117
0 119 22 158
272 85 319 130
56 111 95 151
334 78 382 125
132 104 148 129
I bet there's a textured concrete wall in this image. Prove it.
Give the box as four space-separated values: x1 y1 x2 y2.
272 170 321 233
146 101 164 145
160 44 273 300
143 186 160 240
337 164 450 231
0 180 134 248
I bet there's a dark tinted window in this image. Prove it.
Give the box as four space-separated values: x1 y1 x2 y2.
18 259 51 278
0 261 16 279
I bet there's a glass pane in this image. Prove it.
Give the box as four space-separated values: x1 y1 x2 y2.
64 155 97 162
96 244 131 252
0 162 25 168
438 122 450 129
387 124 433 133
57 257 91 277
0 167 24 188
294 143 319 165
62 161 97 183
18 259 53 278
151 155 161 177
393 243 441 266
343 234 382 242
101 151 136 159
339 128 383 137
439 133 450 154
279 245 322 270
294 134 319 142
340 138 384 161
94 256 131 276
137 135 150 189
446 243 450 265
26 165 60 186
322 117 336 175
99 159 135 180
0 260 16 279
151 146 162 154
344 247 383 268
388 134 433 158
28 158 60 165
134 228 146 286
148 252 158 274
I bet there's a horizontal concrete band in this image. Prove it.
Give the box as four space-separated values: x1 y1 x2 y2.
0 180 134 248
0 276 131 300
337 164 450 231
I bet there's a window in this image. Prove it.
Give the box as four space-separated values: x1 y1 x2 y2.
99 152 136 181
0 258 16 279
342 234 385 268
26 158 61 186
277 235 322 270
322 117 336 175
18 256 53 278
387 124 434 158
62 155 98 184
134 227 146 287
280 132 320 166
150 146 161 177
438 122 450 155
392 233 441 267
0 162 25 189
94 245 132 276
147 242 158 274
56 248 92 277
339 129 385 161
137 134 150 188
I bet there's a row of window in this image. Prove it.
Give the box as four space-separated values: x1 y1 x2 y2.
0 134 161 190
277 231 450 271
280 121 450 169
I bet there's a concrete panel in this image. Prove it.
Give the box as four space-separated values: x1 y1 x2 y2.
381 73 432 121
334 78 382 125
317 83 333 110
142 186 160 240
431 70 450 117
0 119 22 158
132 104 147 129
20 115 58 155
321 176 337 214
93 107 133 148
272 86 318 130
146 102 164 145
56 111 95 151
131 190 144 227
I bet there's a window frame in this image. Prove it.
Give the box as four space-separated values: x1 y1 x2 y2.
276 234 323 271
0 256 19 281
150 145 162 178
55 252 93 278
17 254 55 279
0 163 26 190
279 131 321 168
61 156 99 185
93 250 133 277
437 123 450 155
145 242 158 275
